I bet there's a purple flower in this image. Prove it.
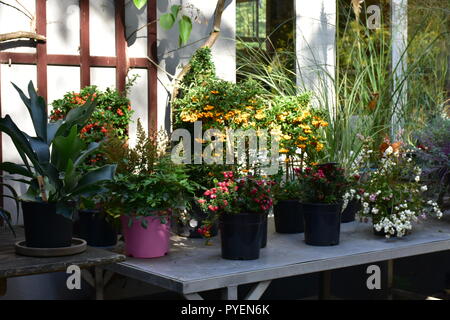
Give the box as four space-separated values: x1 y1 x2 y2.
369 194 377 202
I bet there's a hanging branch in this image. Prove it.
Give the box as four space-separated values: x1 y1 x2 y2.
0 1 45 43
0 31 46 42
170 0 226 103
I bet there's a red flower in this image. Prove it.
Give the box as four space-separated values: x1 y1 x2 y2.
101 127 108 134
117 108 124 116
197 199 206 204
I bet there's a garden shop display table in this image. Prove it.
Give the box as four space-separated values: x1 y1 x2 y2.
0 227 125 298
101 215 450 300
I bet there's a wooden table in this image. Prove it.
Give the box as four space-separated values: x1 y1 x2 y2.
0 227 125 299
101 215 450 300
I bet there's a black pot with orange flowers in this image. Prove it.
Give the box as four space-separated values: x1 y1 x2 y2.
197 172 274 260
296 163 350 246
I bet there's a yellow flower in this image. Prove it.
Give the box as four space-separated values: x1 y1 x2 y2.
283 134 292 140
204 105 215 111
255 110 266 120
316 142 324 152
210 90 219 94
298 136 308 141
279 148 289 153
191 96 199 102
297 144 306 149
320 120 329 127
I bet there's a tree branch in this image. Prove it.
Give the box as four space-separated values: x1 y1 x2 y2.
0 0 32 20
0 31 46 42
170 0 226 102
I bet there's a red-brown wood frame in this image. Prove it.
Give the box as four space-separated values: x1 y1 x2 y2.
0 0 158 210
0 0 157 120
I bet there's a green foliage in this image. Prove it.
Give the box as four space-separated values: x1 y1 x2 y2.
296 164 350 204
0 81 116 219
50 85 134 167
102 120 197 224
133 0 147 10
181 47 217 89
160 4 193 46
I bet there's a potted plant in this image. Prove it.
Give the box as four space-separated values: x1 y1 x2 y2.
197 172 274 260
0 81 116 248
272 171 304 234
103 120 196 258
296 163 349 246
413 117 450 211
50 84 135 245
73 195 118 247
356 140 443 238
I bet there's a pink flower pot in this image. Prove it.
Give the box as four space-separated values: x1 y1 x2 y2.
121 216 170 258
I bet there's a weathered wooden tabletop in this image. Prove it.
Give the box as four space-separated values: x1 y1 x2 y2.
0 227 125 278
103 215 450 295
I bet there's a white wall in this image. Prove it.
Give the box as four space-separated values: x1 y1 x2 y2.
156 0 236 131
0 0 236 300
296 0 336 111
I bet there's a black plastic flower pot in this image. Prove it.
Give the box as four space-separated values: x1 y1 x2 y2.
173 202 219 238
341 199 361 223
274 200 304 233
260 213 267 248
22 201 73 248
302 202 342 246
219 213 264 260
74 210 117 247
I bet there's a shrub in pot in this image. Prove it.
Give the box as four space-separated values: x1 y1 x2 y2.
73 196 118 247
0 82 116 248
197 172 274 260
50 85 134 247
272 174 304 234
103 120 196 258
296 163 350 246
354 138 443 238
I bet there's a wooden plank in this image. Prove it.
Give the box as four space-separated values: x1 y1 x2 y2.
80 0 91 88
147 0 157 131
36 0 47 103
184 293 204 300
115 0 126 93
47 54 80 66
319 270 332 300
103 218 450 295
222 285 238 300
0 228 125 278
95 267 104 300
0 52 36 65
245 280 271 300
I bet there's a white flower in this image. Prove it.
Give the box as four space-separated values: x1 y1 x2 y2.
372 208 379 214
420 185 428 192
384 146 393 155
415 176 420 182
363 202 369 208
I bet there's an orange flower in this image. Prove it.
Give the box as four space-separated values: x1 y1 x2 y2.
210 90 219 94
117 109 124 116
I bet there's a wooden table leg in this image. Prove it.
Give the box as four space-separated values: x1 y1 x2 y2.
319 271 331 300
387 259 394 300
95 267 104 300
0 278 6 296
222 285 238 300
